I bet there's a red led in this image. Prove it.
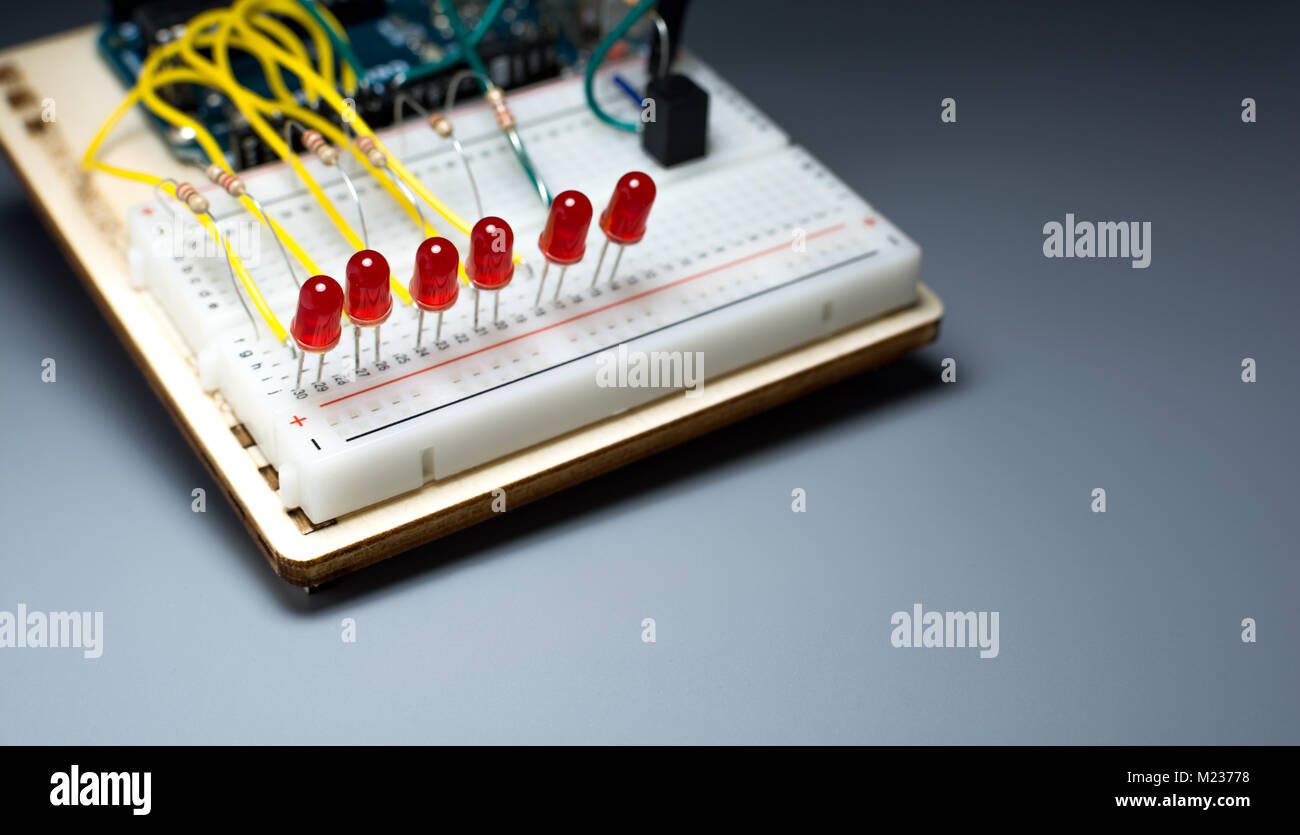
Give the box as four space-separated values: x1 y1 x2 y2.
539 190 593 265
291 275 344 353
409 237 460 312
600 171 656 245
466 216 515 291
345 249 393 326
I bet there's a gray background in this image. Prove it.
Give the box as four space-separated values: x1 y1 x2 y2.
1 0 1296 744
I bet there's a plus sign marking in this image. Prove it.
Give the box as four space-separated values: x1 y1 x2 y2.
290 415 306 427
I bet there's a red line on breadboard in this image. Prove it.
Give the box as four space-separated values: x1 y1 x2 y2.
317 222 849 407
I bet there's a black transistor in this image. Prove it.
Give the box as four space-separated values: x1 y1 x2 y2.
641 73 709 167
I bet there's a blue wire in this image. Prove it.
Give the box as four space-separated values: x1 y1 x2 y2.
584 0 657 132
612 74 644 108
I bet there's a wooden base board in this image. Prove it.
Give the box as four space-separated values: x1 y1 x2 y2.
0 27 943 586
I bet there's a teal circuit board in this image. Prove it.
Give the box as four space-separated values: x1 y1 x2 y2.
97 0 572 169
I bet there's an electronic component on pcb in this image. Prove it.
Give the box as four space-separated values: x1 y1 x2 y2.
641 73 709 167
290 275 344 389
637 1 709 168
409 236 460 348
300 128 339 165
345 249 393 368
592 172 656 286
427 113 454 138
354 134 386 168
466 216 515 328
203 163 245 196
535 189 593 304
172 180 209 214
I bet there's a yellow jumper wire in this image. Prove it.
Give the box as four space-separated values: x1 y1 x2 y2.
222 0 520 265
81 146 288 342
156 12 444 296
132 69 324 278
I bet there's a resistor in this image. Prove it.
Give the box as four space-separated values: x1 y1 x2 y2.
427 111 482 217
301 129 339 166
355 134 387 168
483 87 515 131
173 181 209 214
427 112 454 139
204 164 246 197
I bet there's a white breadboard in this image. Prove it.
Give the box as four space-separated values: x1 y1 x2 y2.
128 57 922 523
